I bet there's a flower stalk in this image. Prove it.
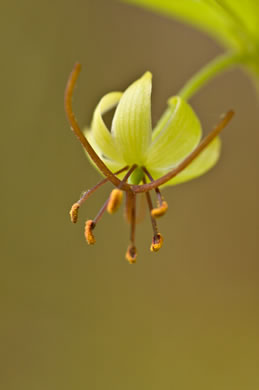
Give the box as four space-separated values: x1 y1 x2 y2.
178 51 246 101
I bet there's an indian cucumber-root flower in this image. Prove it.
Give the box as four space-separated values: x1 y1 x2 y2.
65 63 234 264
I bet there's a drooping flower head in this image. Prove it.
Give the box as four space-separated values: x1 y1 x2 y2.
65 63 233 264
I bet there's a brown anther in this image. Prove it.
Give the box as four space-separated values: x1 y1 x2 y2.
84 220 96 245
107 189 123 214
150 233 164 252
151 200 168 218
125 245 137 264
70 203 80 223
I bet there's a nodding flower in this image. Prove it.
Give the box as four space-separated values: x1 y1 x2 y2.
65 63 234 264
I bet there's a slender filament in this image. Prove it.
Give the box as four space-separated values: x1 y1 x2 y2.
130 193 137 247
143 177 159 237
77 166 128 207
93 165 137 225
142 167 163 206
93 199 110 224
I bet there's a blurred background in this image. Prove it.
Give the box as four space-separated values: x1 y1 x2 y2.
1 0 259 389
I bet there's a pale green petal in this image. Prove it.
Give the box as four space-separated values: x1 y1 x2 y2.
146 97 201 170
84 127 125 177
151 107 172 141
112 72 152 165
89 92 124 163
149 136 221 187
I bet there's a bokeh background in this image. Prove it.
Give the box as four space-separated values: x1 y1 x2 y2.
1 0 259 389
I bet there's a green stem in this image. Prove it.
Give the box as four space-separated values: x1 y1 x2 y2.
178 51 246 101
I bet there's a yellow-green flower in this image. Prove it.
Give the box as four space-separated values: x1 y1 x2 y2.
65 63 233 264
85 71 221 187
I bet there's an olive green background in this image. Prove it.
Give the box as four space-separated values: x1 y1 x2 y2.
1 0 259 389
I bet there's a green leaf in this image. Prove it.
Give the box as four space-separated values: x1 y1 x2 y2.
124 0 259 50
123 0 259 81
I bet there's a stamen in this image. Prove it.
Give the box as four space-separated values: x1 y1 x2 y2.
145 189 159 236
107 165 137 215
150 233 164 252
83 198 109 245
124 191 134 224
125 245 137 264
85 220 96 245
151 201 168 218
70 203 80 223
143 167 168 218
84 165 137 246
107 189 123 214
143 177 163 253
69 166 128 223
125 193 137 264
77 178 112 206
93 199 110 225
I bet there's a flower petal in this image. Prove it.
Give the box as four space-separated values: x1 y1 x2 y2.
149 136 221 187
112 72 152 165
146 97 202 170
84 127 126 177
88 92 124 163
